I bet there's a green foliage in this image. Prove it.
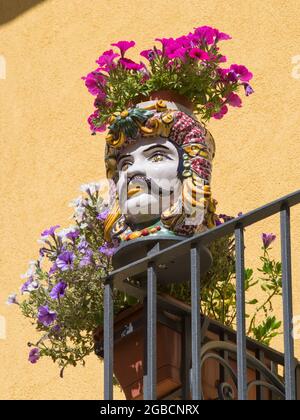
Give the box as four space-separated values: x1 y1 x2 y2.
161 233 282 346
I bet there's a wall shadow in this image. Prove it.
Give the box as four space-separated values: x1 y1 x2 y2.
0 0 46 25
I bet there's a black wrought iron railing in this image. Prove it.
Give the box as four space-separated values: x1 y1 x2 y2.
102 189 300 400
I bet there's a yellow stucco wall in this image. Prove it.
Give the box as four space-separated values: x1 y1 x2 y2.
1 0 300 400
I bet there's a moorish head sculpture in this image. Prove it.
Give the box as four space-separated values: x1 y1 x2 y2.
103 99 218 243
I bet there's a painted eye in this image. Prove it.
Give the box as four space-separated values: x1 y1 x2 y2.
150 153 165 163
120 161 131 171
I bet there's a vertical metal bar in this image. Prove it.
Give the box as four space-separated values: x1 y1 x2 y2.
256 349 267 400
104 280 114 400
143 297 148 395
144 261 157 400
191 244 201 400
181 315 191 400
220 331 229 384
144 243 158 400
280 204 296 400
235 225 247 400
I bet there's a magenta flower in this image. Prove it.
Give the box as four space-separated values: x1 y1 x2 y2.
94 91 108 107
189 48 210 61
38 305 57 326
140 49 156 61
99 242 118 257
96 49 119 71
215 30 231 41
262 233 276 249
166 47 188 60
56 251 75 271
41 225 60 237
88 110 106 133
119 58 144 71
193 26 217 44
218 55 227 63
227 92 242 107
194 26 231 44
213 105 228 120
229 64 253 82
244 83 254 96
155 37 173 51
50 282 67 300
111 40 135 57
82 71 106 96
28 348 40 364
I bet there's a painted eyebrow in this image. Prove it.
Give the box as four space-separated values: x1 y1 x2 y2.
117 154 132 163
143 144 171 153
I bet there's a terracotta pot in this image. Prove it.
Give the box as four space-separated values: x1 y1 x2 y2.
94 304 181 400
148 90 194 112
94 301 281 400
131 89 194 112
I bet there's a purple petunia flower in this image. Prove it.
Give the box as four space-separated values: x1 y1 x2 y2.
49 262 58 276
244 83 254 96
49 282 67 300
79 249 93 267
97 209 109 221
66 229 80 241
111 40 135 57
262 233 276 249
99 242 118 257
41 225 60 237
21 277 39 294
6 293 18 305
77 238 89 253
56 251 75 271
38 305 57 326
28 348 40 364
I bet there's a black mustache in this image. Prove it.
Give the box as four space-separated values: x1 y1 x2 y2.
122 175 175 197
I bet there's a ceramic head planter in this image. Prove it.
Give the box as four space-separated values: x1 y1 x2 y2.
103 98 217 244
82 26 253 280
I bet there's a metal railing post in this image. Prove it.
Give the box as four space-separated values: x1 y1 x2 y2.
191 244 202 400
280 204 296 400
235 225 247 400
104 280 114 400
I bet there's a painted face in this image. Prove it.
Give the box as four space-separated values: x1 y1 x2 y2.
116 137 182 226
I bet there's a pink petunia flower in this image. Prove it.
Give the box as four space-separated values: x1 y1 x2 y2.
82 71 107 96
167 46 188 60
88 110 106 133
140 49 156 61
226 92 242 107
189 48 210 61
213 105 228 120
119 58 144 71
230 64 253 82
111 40 135 57
96 50 119 72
